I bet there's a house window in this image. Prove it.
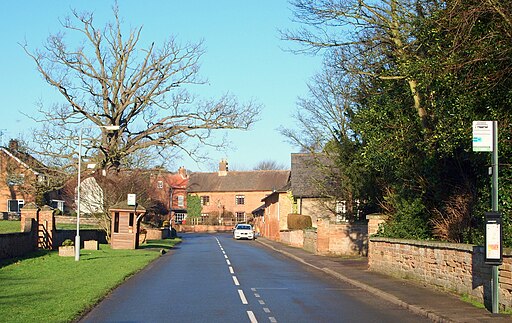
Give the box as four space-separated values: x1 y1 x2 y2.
177 195 184 208
157 181 164 189
336 201 348 223
236 212 246 223
51 200 65 212
201 196 210 206
7 199 24 213
113 212 120 233
235 195 245 205
174 212 186 224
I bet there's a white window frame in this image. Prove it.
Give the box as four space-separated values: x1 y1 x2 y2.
7 199 24 213
236 212 246 223
201 196 210 206
177 195 184 208
235 195 245 205
174 212 186 224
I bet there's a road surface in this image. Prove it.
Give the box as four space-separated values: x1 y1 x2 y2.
81 233 430 322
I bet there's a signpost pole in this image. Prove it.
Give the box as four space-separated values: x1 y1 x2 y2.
491 121 499 314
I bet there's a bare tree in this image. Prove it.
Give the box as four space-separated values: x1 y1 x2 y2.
23 5 260 172
253 160 287 170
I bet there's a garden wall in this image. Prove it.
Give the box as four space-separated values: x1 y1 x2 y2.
55 215 101 226
0 219 37 260
368 237 512 310
316 219 368 256
279 230 304 248
55 229 107 247
175 224 233 233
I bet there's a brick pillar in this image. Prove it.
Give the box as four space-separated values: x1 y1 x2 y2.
20 202 39 233
366 213 388 236
316 218 330 255
38 205 56 250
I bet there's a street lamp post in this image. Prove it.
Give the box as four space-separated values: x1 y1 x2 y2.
75 125 120 261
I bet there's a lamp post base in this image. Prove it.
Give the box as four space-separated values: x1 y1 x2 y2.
75 235 80 261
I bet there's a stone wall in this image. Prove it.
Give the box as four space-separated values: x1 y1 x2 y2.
317 219 368 256
303 229 317 254
369 237 512 310
55 215 101 226
175 224 233 233
279 230 304 248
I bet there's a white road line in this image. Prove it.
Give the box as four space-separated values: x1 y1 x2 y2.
254 293 260 298
238 289 248 304
247 311 258 323
232 276 240 286
258 300 265 305
251 288 257 291
224 254 228 259
263 308 271 313
269 317 277 323
229 266 234 274
226 259 231 265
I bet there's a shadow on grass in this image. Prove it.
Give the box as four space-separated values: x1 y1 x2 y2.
0 250 53 268
138 244 176 250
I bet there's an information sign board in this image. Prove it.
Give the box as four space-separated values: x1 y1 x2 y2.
485 212 502 265
472 121 494 152
127 194 137 206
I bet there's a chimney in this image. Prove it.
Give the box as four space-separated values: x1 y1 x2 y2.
218 159 228 176
178 166 187 178
8 139 18 152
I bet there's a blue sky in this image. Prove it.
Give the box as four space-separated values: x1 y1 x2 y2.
0 1 322 171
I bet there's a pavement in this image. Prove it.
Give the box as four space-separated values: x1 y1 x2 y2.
255 237 511 323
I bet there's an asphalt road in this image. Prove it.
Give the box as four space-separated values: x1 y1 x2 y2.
80 233 430 323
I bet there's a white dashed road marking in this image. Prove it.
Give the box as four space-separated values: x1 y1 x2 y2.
238 289 248 305
247 311 258 323
232 276 240 286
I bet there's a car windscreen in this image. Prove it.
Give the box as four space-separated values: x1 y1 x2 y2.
237 225 251 230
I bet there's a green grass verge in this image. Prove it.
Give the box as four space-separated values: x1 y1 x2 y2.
0 220 21 234
0 238 181 322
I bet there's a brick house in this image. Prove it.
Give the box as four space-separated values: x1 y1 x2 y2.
253 183 292 240
0 140 60 218
187 160 290 225
149 167 188 224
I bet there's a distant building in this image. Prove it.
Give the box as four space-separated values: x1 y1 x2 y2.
0 139 62 217
187 160 290 225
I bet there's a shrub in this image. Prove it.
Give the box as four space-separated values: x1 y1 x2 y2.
288 214 313 230
62 239 74 246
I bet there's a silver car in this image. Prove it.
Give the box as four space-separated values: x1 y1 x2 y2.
233 224 255 240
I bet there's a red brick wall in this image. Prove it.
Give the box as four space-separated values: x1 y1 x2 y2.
369 237 512 310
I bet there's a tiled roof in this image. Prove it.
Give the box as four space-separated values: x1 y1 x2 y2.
290 153 330 198
188 170 290 193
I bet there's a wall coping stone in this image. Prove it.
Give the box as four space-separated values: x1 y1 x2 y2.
370 236 512 256
365 213 388 220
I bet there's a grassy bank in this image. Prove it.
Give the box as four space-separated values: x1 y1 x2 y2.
0 238 181 322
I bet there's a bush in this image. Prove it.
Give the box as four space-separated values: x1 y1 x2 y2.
379 196 431 240
288 214 313 230
62 239 74 246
